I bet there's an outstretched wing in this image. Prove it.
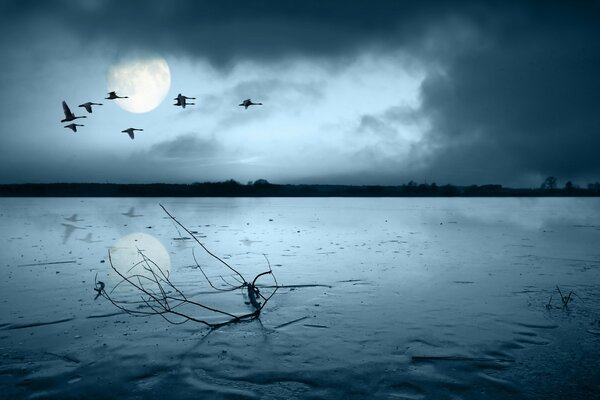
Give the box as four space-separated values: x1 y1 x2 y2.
62 101 73 118
128 131 134 139
79 103 93 113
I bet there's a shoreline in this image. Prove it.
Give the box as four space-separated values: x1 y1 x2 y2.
2 182 599 197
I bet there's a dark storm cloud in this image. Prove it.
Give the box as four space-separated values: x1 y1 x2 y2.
0 0 442 65
415 2 600 185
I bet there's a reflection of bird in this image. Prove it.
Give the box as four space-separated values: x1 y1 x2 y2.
240 238 261 247
61 223 84 244
105 91 128 100
122 207 143 218
61 101 87 123
64 123 84 132
173 93 195 109
64 214 83 222
78 102 103 113
238 99 262 109
121 128 143 140
78 232 101 243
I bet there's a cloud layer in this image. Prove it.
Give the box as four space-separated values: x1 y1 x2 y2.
1 1 599 186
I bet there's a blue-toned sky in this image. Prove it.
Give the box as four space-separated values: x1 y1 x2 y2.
1 0 599 187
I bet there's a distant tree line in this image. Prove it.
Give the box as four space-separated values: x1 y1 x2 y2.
540 176 600 194
1 178 599 197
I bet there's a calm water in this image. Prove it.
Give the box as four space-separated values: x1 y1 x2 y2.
1 197 599 399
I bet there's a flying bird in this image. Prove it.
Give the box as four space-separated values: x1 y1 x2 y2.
173 93 195 109
61 101 87 123
239 99 263 109
121 128 143 139
64 123 84 132
106 91 128 100
78 102 103 113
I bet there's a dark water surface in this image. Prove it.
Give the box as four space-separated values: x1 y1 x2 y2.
1 197 599 399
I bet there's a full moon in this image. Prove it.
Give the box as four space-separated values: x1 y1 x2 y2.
108 232 172 285
107 56 171 113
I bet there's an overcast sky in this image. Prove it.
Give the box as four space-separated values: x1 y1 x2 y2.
1 0 599 187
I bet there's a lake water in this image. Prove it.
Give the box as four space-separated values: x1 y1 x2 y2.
1 197 599 399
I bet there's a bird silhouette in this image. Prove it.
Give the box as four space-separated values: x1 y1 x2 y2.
61 101 87 123
121 128 143 140
61 223 84 244
239 99 263 109
240 238 261 247
105 91 128 100
122 207 143 218
64 123 84 132
78 232 101 243
64 214 83 222
174 93 195 109
78 102 103 113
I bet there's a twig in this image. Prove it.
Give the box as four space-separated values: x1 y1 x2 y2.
159 204 246 283
274 316 310 329
94 205 279 329
192 249 241 292
545 294 553 309
18 260 76 267
556 285 577 308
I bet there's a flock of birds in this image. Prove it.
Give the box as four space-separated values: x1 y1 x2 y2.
61 208 142 244
60 91 263 139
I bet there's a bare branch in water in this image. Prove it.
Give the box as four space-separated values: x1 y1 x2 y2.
94 205 278 329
